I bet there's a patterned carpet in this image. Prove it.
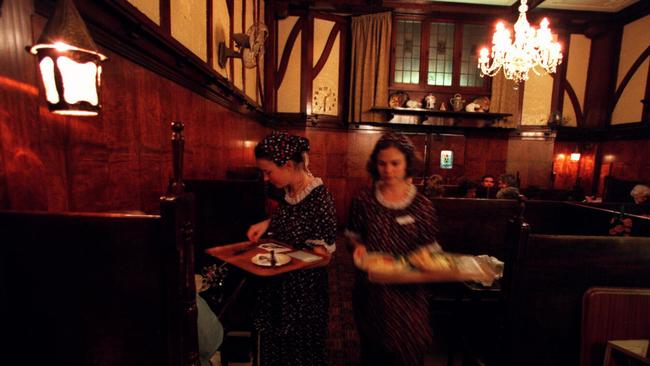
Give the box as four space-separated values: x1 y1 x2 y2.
326 236 361 366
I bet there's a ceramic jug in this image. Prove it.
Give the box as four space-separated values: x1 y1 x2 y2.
424 93 436 109
449 93 465 112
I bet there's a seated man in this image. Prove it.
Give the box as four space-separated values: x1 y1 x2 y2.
476 174 496 198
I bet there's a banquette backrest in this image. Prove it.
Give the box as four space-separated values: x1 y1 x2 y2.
0 193 197 366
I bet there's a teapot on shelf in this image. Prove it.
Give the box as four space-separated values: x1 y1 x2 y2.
449 93 465 112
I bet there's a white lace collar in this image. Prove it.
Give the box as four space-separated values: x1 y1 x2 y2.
375 183 417 210
284 177 323 205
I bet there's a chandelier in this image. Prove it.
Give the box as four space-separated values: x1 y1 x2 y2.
478 0 562 84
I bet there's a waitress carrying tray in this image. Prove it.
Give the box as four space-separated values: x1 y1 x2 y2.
205 239 327 276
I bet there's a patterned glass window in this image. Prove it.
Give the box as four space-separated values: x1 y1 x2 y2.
394 20 421 84
427 22 455 86
460 24 487 87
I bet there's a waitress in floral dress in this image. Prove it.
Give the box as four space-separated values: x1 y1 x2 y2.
246 131 337 366
346 132 439 366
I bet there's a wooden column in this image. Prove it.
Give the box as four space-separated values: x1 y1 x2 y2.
582 24 623 129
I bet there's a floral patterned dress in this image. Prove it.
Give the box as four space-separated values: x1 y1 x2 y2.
346 185 438 365
253 178 337 366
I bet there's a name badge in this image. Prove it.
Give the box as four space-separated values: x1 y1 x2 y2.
395 215 415 225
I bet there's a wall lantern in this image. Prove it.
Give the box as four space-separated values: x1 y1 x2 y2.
28 0 107 116
440 150 453 169
570 146 581 162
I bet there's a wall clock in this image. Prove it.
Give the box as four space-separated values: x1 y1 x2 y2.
312 85 337 115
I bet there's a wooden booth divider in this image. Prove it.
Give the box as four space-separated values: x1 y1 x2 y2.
506 234 650 366
0 123 199 366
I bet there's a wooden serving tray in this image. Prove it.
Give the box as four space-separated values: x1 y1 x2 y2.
366 255 497 284
205 239 327 277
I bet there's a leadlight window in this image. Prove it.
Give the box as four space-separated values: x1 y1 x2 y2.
428 22 455 86
394 20 421 84
460 24 487 87
391 17 490 92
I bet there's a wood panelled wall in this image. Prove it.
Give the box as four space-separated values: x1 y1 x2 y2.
0 1 268 213
552 138 650 196
2 0 650 227
0 0 509 225
295 129 510 224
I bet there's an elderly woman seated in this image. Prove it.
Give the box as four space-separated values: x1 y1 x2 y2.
630 184 650 205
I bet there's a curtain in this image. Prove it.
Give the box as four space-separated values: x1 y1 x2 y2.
490 72 522 127
348 12 392 122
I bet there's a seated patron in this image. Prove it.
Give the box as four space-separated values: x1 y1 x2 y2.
630 184 650 217
630 184 650 205
496 186 520 200
496 174 521 199
476 174 496 198
195 274 224 366
424 174 445 199
457 178 478 198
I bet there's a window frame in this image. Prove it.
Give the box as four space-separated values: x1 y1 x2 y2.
389 15 492 94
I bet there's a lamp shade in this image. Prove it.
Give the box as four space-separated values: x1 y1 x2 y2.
29 0 107 116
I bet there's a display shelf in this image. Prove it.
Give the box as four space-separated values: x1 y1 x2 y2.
371 107 512 120
349 121 515 134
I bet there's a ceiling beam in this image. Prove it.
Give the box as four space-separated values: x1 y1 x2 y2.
615 0 650 25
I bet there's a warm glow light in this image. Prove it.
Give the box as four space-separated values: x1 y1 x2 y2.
57 56 99 105
54 110 98 116
557 154 566 160
0 76 39 96
30 42 107 61
478 0 563 83
39 57 60 104
54 41 71 52
27 0 107 117
570 153 581 162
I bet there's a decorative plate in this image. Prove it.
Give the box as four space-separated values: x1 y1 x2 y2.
388 92 409 108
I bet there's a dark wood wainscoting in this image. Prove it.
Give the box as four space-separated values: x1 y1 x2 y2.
0 3 268 213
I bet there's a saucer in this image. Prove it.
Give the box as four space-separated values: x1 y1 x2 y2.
251 253 291 267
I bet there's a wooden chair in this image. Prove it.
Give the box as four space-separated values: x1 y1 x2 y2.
581 287 650 366
506 235 650 366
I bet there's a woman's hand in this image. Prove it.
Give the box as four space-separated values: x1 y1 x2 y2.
313 246 329 257
353 244 367 263
312 246 332 266
246 219 270 243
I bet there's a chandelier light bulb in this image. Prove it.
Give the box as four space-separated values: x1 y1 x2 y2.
478 0 562 84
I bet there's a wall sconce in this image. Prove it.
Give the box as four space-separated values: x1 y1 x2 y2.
440 150 453 169
28 0 107 116
570 146 581 162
